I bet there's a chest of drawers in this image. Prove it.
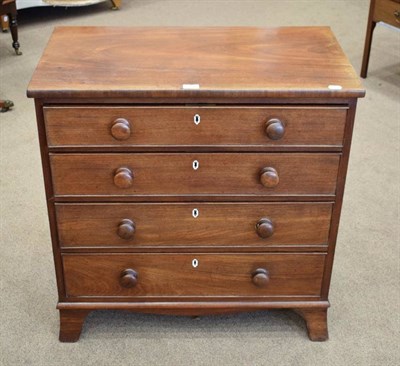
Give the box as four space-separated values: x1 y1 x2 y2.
27 26 365 342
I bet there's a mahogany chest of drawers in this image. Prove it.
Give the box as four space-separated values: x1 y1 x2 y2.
27 26 365 342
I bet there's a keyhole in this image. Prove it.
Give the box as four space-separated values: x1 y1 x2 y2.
192 208 199 218
192 259 199 268
192 160 199 170
194 114 201 125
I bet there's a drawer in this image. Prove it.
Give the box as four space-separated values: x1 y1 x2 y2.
62 253 325 297
50 153 340 197
43 106 347 148
374 0 400 28
56 203 332 248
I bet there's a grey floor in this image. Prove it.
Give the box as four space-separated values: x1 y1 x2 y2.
1 1 399 365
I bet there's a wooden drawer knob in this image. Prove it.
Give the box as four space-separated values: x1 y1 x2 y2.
265 118 285 140
111 118 131 140
120 269 138 288
255 218 274 238
260 167 279 188
117 219 135 240
114 167 134 188
252 268 270 287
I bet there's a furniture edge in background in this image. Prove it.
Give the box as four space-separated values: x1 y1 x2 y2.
361 0 400 78
16 0 121 10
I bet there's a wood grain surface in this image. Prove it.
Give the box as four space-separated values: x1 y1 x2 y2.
55 202 332 248
27 27 365 99
374 0 400 27
50 153 340 197
62 253 325 297
43 106 347 148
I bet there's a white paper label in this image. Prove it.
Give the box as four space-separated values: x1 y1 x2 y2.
182 84 200 90
328 85 343 90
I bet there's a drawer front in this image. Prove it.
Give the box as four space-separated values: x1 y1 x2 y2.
50 153 340 197
62 253 325 297
56 203 332 248
43 106 347 148
375 0 400 28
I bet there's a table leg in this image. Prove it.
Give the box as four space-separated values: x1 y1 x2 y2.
111 0 121 10
9 12 21 55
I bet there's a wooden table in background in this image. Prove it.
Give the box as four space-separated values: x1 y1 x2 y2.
361 0 400 78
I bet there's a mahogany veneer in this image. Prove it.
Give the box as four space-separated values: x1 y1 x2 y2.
50 153 340 197
28 26 365 342
55 203 333 248
62 253 325 297
43 106 347 149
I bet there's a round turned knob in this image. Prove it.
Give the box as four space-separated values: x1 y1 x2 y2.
111 118 131 141
117 219 136 240
120 269 138 288
252 268 270 287
265 118 285 140
255 218 274 238
114 167 134 188
259 167 279 188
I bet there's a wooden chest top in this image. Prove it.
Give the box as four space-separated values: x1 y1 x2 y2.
27 26 365 99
